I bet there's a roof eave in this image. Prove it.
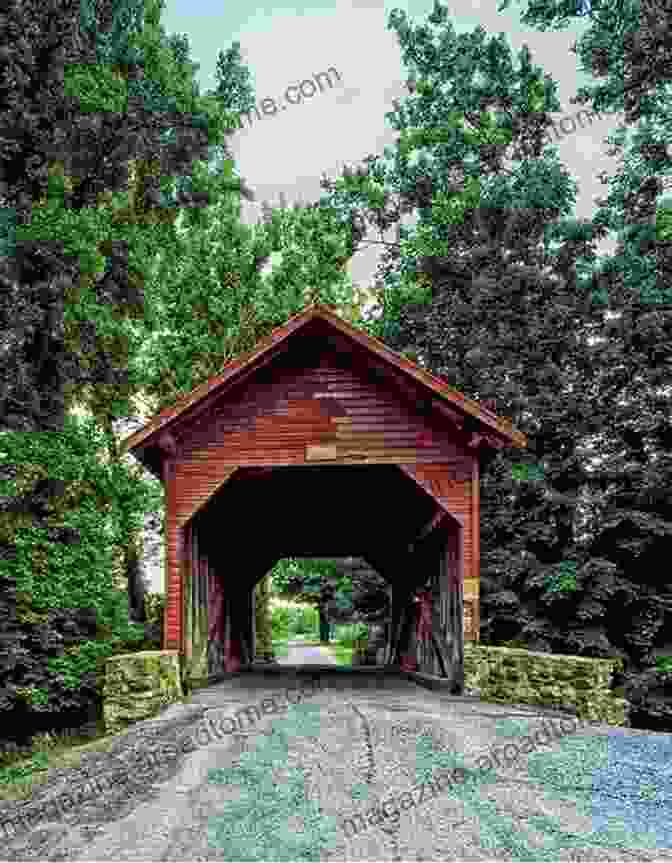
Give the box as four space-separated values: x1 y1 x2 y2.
121 301 527 461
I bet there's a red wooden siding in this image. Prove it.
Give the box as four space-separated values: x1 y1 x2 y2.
174 464 238 530
175 350 472 470
125 304 528 662
468 458 480 641
400 462 473 590
121 304 527 464
163 458 182 650
163 352 483 650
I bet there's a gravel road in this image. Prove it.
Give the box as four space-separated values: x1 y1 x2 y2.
276 641 340 665
1 664 670 861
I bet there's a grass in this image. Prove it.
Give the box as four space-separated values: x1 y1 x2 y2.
0 692 195 804
330 643 355 665
271 638 289 657
270 627 362 666
0 720 125 803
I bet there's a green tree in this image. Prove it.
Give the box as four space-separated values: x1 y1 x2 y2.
129 192 368 417
0 0 258 711
270 556 389 640
10 0 258 626
497 0 672 729
270 559 343 642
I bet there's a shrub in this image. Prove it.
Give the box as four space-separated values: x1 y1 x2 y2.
655 655 672 674
270 602 319 640
288 604 319 637
335 621 369 648
144 592 166 627
270 605 290 641
0 413 163 749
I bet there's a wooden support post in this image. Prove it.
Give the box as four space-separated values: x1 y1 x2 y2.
446 529 464 693
250 579 256 661
391 590 415 667
239 586 253 666
410 509 449 552
207 565 225 677
471 456 480 643
384 583 393 664
428 548 451 678
163 458 181 652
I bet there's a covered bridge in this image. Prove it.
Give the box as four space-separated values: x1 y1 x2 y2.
122 302 527 691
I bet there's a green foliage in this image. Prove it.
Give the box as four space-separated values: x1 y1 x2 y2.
511 463 545 482
0 413 163 690
254 574 274 658
657 203 672 243
131 197 364 415
62 64 129 114
655 656 672 674
329 643 355 665
543 561 579 595
269 557 391 627
316 2 593 345
78 0 146 67
270 602 319 640
0 750 51 786
13 687 49 707
270 557 379 625
8 0 259 428
122 0 207 115
270 558 339 602
334 622 369 648
209 40 257 118
46 639 125 691
270 606 291 641
144 592 166 626
289 605 319 637
499 0 669 305
500 638 533 650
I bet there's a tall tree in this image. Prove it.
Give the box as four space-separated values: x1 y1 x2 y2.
271 556 389 631
498 0 672 727
0 0 256 640
270 558 342 642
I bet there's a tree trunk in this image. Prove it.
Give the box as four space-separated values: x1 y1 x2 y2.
125 530 147 623
319 604 330 642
